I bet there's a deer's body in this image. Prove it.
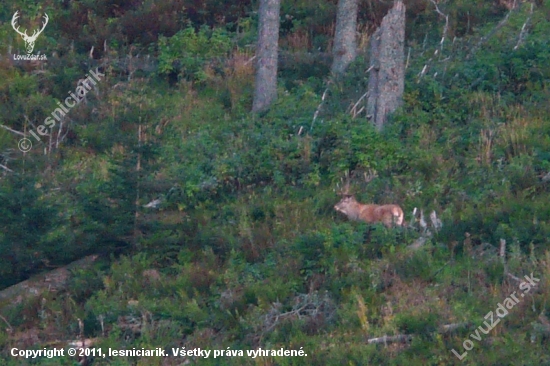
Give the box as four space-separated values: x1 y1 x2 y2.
334 196 404 228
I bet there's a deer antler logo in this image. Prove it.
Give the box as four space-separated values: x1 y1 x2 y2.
11 11 49 54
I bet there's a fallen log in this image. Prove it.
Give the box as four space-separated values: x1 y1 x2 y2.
367 322 471 345
0 255 99 312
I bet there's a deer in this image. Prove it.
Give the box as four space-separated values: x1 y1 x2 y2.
334 170 405 228
11 11 49 54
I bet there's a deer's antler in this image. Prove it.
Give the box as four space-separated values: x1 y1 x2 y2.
11 11 27 38
11 12 48 41
336 170 355 197
34 13 49 39
363 169 378 184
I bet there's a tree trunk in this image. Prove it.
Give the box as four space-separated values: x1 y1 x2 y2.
367 0 406 131
331 0 359 75
252 0 281 113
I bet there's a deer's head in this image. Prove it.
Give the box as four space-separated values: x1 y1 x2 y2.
334 169 378 217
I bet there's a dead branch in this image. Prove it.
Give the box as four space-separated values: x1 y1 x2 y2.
500 238 507 273
56 118 63 149
499 239 528 285
417 0 450 80
406 208 444 250
244 55 257 66
468 1 520 58
431 260 451 278
537 313 550 332
408 235 428 250
367 334 412 344
429 210 442 232
514 2 534 50
417 64 428 80
0 314 13 332
350 90 369 118
506 272 523 283
429 0 449 52
0 124 25 136
347 64 374 119
24 115 39 131
68 338 98 348
59 123 71 145
310 82 331 132
0 163 13 172
367 322 470 344
439 322 471 333
259 292 335 339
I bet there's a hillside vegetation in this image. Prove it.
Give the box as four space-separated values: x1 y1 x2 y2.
0 0 549 365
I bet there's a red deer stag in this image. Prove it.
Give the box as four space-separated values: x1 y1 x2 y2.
334 170 405 228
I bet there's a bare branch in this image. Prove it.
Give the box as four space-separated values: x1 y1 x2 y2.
417 0 450 81
506 272 523 283
499 238 507 265
244 55 256 66
439 322 470 332
514 2 534 50
468 1 519 58
258 292 335 341
59 116 74 145
429 210 442 232
354 106 365 116
350 91 369 118
24 115 39 131
418 64 428 80
311 81 331 132
56 118 63 148
429 0 449 51
408 236 427 250
0 163 13 172
367 323 470 344
0 124 25 137
0 314 13 331
368 334 412 344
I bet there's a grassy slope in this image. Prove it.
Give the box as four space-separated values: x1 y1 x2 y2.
1 1 550 365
